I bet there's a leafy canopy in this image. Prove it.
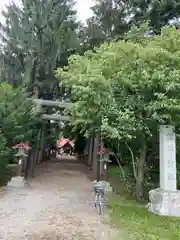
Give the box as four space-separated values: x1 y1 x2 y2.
0 83 39 148
56 26 180 140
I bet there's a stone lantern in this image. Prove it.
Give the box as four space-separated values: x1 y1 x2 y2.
7 142 31 188
12 142 31 177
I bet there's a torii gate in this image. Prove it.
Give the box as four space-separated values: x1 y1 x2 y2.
33 99 71 121
25 98 71 178
26 98 101 181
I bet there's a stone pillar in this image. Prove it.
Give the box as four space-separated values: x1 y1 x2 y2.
160 125 176 191
148 125 180 217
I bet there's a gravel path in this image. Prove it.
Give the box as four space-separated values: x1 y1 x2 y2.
0 158 119 240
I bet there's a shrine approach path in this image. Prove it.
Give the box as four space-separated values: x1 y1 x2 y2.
0 157 120 240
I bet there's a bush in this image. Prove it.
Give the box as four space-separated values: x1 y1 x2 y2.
0 131 11 186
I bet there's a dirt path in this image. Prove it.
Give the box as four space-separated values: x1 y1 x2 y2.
0 158 119 240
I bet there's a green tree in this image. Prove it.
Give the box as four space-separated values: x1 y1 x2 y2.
78 19 106 52
129 0 180 33
79 0 131 51
57 26 180 200
0 83 39 183
0 83 39 148
91 0 130 40
0 0 79 97
0 130 11 186
80 0 180 52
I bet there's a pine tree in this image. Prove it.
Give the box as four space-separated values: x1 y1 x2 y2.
79 0 131 50
129 0 180 33
0 0 79 98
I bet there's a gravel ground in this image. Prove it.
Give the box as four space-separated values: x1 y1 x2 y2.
0 159 119 240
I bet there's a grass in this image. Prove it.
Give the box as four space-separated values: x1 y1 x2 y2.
8 163 17 168
108 166 180 240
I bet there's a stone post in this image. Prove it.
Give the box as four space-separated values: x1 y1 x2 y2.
17 157 23 176
148 125 180 217
160 125 176 191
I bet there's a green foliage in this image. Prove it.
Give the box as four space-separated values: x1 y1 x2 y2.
0 83 39 164
0 130 11 185
0 0 80 97
109 167 180 239
129 0 180 33
0 130 8 162
0 83 40 184
109 195 180 240
90 0 130 40
80 0 180 52
57 27 180 141
0 83 38 143
79 0 131 51
56 26 180 199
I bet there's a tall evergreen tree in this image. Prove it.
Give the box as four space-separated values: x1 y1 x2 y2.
0 0 80 98
91 0 130 40
126 0 180 33
80 0 180 51
79 0 131 50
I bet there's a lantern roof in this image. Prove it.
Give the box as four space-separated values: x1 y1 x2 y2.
12 142 31 151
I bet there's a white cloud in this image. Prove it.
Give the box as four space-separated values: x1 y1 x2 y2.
0 0 11 23
0 0 10 11
76 0 93 22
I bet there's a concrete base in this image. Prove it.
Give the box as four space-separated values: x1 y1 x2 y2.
103 181 113 193
148 188 180 217
7 177 29 188
96 180 113 193
93 180 113 193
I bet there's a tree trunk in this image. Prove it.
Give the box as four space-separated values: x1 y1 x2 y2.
88 136 94 167
99 139 104 181
37 127 44 164
35 129 42 164
92 135 100 181
136 140 147 201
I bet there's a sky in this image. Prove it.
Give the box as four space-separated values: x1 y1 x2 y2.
76 0 93 22
0 0 94 23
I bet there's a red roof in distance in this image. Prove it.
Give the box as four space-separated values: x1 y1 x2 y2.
57 137 74 148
